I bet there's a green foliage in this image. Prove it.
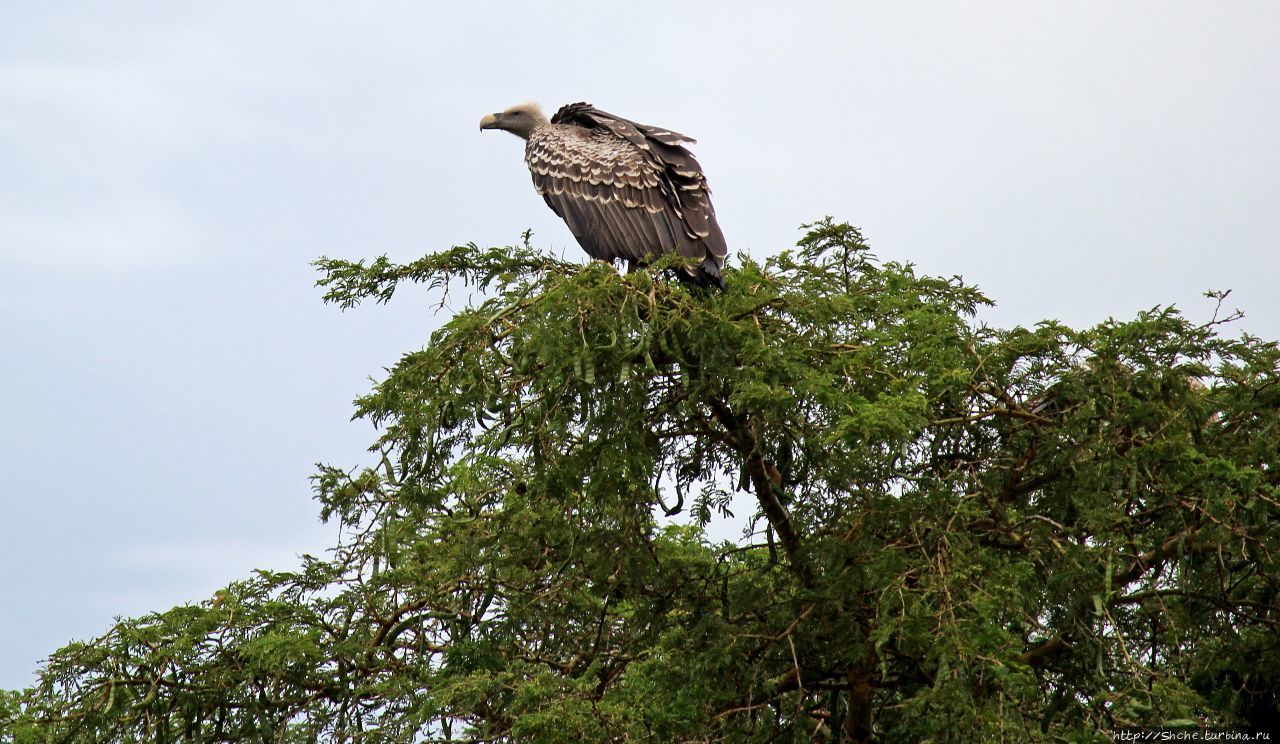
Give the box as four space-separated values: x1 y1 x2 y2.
4 220 1278 741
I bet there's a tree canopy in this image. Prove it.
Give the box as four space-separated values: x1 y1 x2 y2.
3 220 1278 741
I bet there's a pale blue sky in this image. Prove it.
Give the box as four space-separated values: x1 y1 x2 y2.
2 2 1277 689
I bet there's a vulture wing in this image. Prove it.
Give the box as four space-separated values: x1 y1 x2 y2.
525 103 727 287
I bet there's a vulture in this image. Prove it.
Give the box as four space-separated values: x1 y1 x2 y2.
480 102 728 288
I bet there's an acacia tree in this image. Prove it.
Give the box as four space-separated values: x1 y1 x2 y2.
3 220 1278 742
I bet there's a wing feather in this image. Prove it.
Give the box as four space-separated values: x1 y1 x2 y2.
529 104 728 287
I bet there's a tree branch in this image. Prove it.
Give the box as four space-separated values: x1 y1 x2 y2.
1018 528 1203 668
707 397 813 587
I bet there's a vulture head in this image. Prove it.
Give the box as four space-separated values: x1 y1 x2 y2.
479 102 549 140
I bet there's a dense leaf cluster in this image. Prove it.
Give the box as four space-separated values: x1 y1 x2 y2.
4 221 1278 741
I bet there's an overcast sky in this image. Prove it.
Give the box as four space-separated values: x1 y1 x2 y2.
2 2 1277 690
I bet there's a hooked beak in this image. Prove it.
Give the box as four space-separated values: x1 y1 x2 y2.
479 113 501 131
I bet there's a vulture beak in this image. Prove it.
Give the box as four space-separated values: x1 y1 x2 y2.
479 113 500 131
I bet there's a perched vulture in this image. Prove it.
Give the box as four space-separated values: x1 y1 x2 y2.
480 102 728 288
